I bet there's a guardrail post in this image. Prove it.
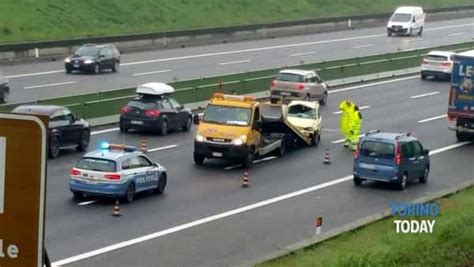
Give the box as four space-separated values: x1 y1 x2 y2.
82 103 87 119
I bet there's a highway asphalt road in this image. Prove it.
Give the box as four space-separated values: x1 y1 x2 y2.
1 17 473 103
41 76 473 266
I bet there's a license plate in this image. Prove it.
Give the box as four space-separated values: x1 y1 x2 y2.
280 92 291 96
73 64 79 68
131 120 144 125
360 163 376 170
212 152 223 157
86 179 98 184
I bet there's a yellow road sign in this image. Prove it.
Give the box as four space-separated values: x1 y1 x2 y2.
0 113 47 267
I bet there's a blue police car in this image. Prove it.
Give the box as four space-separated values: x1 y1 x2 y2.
353 131 430 190
69 143 167 202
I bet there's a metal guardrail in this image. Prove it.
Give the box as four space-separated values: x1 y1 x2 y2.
1 5 473 52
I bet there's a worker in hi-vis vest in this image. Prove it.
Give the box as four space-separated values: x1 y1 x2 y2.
339 99 355 148
349 105 363 151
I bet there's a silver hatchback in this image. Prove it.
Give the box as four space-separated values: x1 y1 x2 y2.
270 69 328 105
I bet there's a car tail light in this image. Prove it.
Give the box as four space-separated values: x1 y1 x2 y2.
396 143 402 165
270 80 276 88
120 106 131 114
145 109 161 117
70 168 81 176
441 62 452 67
296 83 305 90
105 173 121 180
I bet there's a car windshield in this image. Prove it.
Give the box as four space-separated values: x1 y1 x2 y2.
425 55 448 61
360 141 395 159
127 100 160 110
203 105 251 126
276 73 304 82
76 157 116 172
75 46 100 57
287 104 317 119
391 13 412 22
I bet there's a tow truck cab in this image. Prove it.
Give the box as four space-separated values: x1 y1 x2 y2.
193 93 319 168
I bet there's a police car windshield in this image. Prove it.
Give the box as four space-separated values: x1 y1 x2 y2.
391 13 412 22
360 141 395 159
76 157 116 172
287 105 317 119
203 105 251 126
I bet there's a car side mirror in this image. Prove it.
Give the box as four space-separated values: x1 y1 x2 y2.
423 149 430 155
412 18 416 23
153 162 159 168
193 114 200 125
253 120 262 131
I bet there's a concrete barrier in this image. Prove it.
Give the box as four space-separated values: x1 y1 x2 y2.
0 6 473 63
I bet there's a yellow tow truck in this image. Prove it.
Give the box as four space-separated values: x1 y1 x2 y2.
193 93 322 168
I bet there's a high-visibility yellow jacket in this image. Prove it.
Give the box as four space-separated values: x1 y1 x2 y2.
339 100 354 135
350 110 362 134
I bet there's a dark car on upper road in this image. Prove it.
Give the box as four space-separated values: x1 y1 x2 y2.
65 44 120 74
12 105 91 158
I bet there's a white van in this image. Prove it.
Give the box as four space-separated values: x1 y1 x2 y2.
387 6 425 36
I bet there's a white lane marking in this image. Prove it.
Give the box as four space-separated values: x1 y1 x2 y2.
328 76 418 94
91 128 120 136
224 156 278 170
321 128 338 132
77 200 97 206
6 70 64 79
410 91 440 99
52 141 470 266
352 44 374 49
418 114 447 124
146 144 178 153
448 32 465 37
424 23 474 31
290 51 317 57
333 105 370 115
218 59 251 66
132 69 171 76
23 81 76 90
331 134 364 144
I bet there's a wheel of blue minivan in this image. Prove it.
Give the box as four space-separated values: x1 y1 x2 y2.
419 167 429 184
353 175 363 186
396 174 408 190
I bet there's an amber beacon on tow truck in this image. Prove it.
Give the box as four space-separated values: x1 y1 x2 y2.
193 93 322 168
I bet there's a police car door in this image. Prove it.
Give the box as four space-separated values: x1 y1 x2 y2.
135 155 159 191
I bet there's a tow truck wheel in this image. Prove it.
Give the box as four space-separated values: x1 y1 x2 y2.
311 133 320 147
194 154 205 165
242 153 254 168
123 183 135 203
155 173 167 194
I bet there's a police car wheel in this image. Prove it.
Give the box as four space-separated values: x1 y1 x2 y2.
48 136 60 159
123 183 135 203
155 174 167 194
160 121 168 136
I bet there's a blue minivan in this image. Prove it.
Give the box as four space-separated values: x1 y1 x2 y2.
353 131 430 190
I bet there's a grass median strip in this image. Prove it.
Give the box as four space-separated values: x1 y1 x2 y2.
1 41 473 119
258 185 474 267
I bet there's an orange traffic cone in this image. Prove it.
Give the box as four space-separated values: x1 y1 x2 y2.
323 149 331 165
112 200 122 217
241 171 250 188
140 139 147 153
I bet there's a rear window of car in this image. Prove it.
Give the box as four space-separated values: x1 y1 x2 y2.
76 157 116 172
360 141 395 159
127 100 161 110
276 73 304 82
424 55 448 61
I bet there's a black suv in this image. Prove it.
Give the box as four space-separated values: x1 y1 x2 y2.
120 95 192 135
65 44 120 74
12 105 91 158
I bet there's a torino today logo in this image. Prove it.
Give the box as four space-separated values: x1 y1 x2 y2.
390 202 439 234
